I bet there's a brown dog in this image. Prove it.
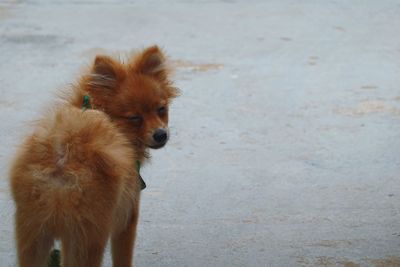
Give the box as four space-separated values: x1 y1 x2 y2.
10 46 178 267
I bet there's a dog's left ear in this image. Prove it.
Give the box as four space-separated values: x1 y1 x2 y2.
130 45 168 82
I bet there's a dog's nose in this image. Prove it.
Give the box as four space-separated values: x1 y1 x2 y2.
153 129 168 143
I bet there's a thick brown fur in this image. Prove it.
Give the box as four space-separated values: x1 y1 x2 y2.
10 46 178 267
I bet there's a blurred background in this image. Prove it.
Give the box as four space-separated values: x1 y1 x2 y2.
0 0 400 266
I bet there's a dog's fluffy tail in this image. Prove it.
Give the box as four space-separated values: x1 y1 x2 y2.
10 105 135 209
10 105 138 261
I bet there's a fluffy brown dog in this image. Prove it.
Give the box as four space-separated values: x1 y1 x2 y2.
10 45 178 267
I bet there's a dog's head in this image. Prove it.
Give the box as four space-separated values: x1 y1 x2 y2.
82 46 179 150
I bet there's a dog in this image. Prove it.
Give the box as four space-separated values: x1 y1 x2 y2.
10 45 179 267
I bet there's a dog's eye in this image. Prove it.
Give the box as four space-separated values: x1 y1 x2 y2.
158 106 167 116
127 115 143 126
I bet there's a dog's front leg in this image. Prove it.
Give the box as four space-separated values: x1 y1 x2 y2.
111 197 140 267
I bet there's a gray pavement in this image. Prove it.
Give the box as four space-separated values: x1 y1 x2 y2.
1 1 400 266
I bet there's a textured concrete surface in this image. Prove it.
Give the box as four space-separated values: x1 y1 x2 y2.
1 0 400 266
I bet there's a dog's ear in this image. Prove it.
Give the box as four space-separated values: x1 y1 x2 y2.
88 55 125 90
130 45 168 82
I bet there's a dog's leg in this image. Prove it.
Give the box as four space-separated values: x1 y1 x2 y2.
15 211 54 267
111 199 140 267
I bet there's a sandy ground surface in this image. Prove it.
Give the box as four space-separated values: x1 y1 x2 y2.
0 0 400 266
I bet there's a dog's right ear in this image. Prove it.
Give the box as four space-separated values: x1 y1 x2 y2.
130 46 168 82
88 55 125 90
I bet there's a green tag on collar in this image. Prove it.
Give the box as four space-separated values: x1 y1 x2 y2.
48 249 61 267
136 161 146 190
82 95 91 110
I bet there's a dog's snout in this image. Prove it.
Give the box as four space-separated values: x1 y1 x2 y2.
153 129 168 143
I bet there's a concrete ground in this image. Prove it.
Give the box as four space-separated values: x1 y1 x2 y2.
1 0 400 266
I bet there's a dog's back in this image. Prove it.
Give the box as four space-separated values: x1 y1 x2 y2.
10 105 140 267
